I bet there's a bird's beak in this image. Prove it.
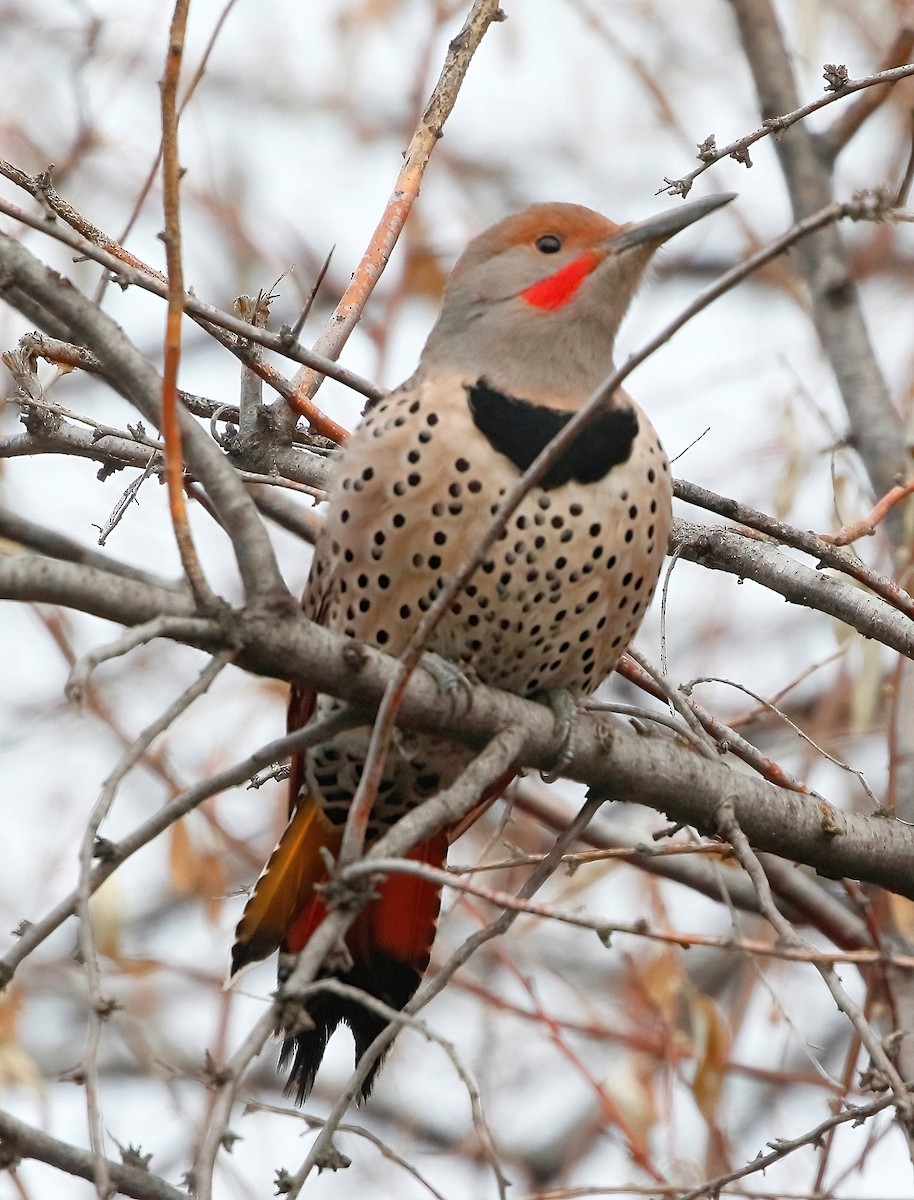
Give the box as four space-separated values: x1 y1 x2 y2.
602 192 736 256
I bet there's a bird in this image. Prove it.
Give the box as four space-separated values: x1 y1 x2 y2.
230 192 734 1103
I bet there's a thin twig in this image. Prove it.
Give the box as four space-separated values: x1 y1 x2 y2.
657 61 914 198
98 0 242 304
821 477 914 546
288 245 334 341
0 190 380 415
823 20 914 156
718 800 914 1161
674 479 914 621
0 709 363 990
160 0 211 606
288 0 506 408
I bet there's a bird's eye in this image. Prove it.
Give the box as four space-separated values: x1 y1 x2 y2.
535 234 562 254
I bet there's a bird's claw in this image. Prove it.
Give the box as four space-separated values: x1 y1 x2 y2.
420 651 474 714
540 688 579 783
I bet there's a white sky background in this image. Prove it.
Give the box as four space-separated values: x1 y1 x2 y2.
1 0 914 1196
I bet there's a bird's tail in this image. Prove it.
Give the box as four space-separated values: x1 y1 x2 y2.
231 794 448 1103
275 828 449 1103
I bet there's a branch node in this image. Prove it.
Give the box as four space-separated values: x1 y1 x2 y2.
817 801 845 837
823 63 851 92
91 837 117 863
203 1048 233 1087
313 1143 351 1173
658 176 692 199
341 640 370 673
117 1142 153 1172
730 145 753 168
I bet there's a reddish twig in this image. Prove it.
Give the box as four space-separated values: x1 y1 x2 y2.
102 0 242 303
820 476 914 546
160 0 212 606
289 0 505 406
674 478 914 620
614 655 815 794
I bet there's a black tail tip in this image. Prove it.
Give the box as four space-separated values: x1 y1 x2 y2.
278 958 423 1104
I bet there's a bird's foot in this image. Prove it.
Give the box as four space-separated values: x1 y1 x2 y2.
540 688 579 783
420 651 475 714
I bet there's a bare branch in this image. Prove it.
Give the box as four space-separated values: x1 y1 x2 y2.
0 229 291 607
675 478 914 621
718 800 914 1158
658 60 914 198
0 1106 188 1200
3 551 914 899
288 0 506 409
730 0 907 528
0 507 185 593
0 191 382 409
670 518 914 656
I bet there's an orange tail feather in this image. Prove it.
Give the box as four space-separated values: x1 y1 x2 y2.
279 830 449 1103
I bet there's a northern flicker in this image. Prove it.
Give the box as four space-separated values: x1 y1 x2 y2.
231 193 734 1101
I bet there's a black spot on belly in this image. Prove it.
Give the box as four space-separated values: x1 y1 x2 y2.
466 379 638 489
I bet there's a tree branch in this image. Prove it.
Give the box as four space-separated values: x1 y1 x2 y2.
2 552 913 900
0 1106 188 1200
729 0 906 524
0 229 291 607
671 518 914 656
288 0 506 408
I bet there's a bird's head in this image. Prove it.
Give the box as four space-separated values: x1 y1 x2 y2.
419 194 735 406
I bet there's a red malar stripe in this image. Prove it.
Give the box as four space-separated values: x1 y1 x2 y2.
520 250 600 310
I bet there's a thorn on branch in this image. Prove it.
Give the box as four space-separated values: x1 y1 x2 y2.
203 1049 233 1087
823 63 850 92
220 1130 241 1154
